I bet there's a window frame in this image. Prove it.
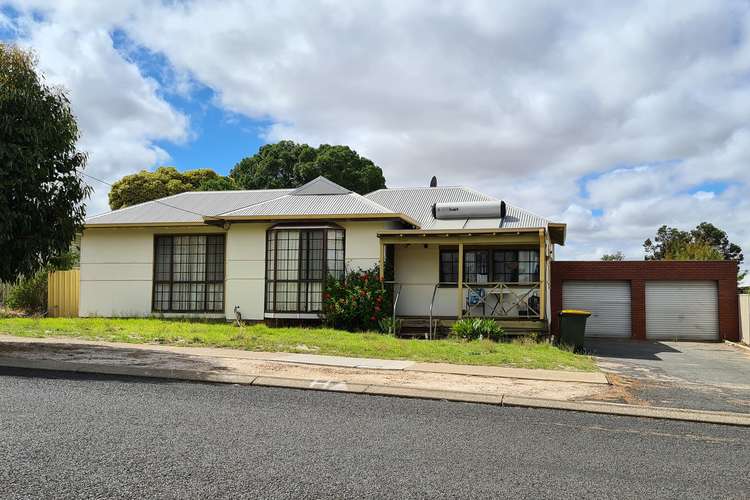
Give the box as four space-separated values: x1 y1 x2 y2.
439 249 459 284
438 247 540 285
265 225 345 314
151 234 226 313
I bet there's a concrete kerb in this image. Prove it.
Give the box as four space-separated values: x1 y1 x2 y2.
0 336 608 384
1 356 749 427
724 340 750 353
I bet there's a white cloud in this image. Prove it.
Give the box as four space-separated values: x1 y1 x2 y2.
4 0 750 274
4 0 189 215
693 191 715 201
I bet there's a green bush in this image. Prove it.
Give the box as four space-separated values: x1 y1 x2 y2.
3 247 78 314
450 318 504 341
377 316 401 335
322 267 390 332
5 269 48 313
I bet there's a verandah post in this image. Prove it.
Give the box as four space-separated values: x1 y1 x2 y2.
457 242 464 319
539 229 546 321
378 240 385 281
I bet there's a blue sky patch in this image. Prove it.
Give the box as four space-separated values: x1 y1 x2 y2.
685 180 733 196
0 5 19 40
110 29 268 175
154 86 268 175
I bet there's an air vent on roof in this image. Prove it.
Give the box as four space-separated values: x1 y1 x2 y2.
432 200 506 220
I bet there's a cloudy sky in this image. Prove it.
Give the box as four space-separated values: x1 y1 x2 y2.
2 0 750 268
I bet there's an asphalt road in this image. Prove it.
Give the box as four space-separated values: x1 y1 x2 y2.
1 368 748 499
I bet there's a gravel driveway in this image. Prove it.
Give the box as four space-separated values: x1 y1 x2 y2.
587 339 750 413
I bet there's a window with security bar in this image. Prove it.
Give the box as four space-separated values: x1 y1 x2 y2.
152 235 225 312
265 226 345 313
439 248 539 284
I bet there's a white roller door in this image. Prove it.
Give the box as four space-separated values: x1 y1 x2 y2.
646 281 719 340
562 281 631 338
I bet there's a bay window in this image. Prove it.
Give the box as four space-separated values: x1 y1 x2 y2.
265 225 345 313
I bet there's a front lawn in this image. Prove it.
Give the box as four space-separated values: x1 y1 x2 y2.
0 318 597 372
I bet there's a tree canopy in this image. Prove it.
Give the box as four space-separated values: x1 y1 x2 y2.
108 141 384 210
644 222 745 280
644 222 743 262
0 44 90 282
108 167 232 209
663 241 724 261
230 140 386 194
601 251 624 261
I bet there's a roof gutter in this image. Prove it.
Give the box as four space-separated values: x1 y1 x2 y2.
378 224 567 245
378 227 544 237
84 221 215 229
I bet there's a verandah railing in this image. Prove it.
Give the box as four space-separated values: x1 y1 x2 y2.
384 280 542 338
461 281 541 318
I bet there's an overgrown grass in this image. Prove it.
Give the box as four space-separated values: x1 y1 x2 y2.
0 318 597 371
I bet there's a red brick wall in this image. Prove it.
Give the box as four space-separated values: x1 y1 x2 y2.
551 261 739 341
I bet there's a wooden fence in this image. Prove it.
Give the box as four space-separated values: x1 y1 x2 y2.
47 269 80 317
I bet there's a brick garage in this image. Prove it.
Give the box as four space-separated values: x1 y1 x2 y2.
551 261 739 341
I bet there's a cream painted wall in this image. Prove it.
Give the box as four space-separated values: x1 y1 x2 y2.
80 220 394 320
81 223 555 322
339 221 395 271
227 221 391 320
79 226 225 317
393 244 456 316
225 223 270 320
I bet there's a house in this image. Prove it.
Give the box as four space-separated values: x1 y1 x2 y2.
81 176 565 333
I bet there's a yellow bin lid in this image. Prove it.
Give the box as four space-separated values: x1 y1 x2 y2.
560 309 591 316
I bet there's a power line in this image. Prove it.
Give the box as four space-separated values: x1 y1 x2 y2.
78 169 210 219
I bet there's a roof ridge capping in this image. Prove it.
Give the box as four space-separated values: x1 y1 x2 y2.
290 176 351 196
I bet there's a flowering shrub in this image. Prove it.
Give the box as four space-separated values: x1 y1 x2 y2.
322 266 390 331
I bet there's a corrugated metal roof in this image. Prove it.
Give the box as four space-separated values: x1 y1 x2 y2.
365 186 494 227
365 186 552 230
85 189 293 225
290 176 351 195
85 177 555 231
219 192 392 217
218 177 394 217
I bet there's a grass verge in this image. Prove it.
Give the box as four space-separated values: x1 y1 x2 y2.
0 317 597 372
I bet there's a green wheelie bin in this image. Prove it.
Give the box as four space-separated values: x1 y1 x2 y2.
558 309 591 352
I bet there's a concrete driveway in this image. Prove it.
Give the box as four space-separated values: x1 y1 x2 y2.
586 339 750 413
